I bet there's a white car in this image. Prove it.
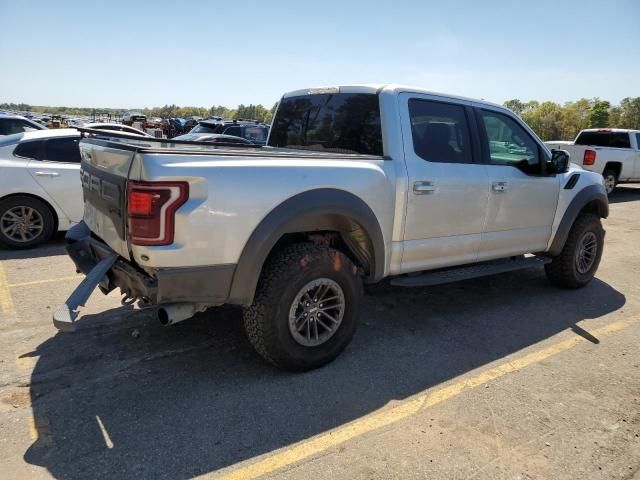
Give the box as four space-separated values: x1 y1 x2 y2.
0 129 83 248
0 114 48 135
83 123 151 137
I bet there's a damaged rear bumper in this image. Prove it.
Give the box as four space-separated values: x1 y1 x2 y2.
53 222 236 331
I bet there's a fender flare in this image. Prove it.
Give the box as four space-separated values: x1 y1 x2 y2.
227 189 385 305
548 184 609 256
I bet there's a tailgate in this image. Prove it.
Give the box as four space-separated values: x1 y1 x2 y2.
79 139 137 259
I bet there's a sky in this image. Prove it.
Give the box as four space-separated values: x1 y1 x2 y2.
1 0 639 109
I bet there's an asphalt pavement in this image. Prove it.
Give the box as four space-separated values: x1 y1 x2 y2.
0 185 639 480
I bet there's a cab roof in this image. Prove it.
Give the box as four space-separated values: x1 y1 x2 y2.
281 84 504 110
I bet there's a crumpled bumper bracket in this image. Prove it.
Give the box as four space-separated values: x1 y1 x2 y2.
53 253 118 331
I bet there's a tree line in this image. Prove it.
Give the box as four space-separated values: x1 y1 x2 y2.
503 97 640 141
3 96 639 139
0 102 278 124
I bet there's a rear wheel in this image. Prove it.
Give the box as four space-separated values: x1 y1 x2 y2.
545 213 604 288
243 243 363 371
602 169 617 195
0 196 55 249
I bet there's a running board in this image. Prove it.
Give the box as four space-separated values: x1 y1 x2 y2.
390 256 551 288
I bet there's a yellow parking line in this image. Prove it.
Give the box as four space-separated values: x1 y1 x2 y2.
28 415 38 440
8 275 82 288
213 315 639 480
0 262 16 316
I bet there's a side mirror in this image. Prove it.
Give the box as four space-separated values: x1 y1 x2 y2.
550 149 570 174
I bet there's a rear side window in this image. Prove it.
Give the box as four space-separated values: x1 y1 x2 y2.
223 126 242 137
243 126 268 143
43 137 81 163
575 131 631 149
14 140 43 160
635 133 640 150
268 93 383 155
408 99 473 163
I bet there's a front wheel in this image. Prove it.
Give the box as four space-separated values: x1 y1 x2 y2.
243 243 363 371
545 213 604 288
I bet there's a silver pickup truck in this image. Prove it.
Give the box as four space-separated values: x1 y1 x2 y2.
55 84 608 371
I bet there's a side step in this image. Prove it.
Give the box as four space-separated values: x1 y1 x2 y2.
390 256 551 288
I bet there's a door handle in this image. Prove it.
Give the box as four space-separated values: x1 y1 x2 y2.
413 181 436 194
35 171 60 177
492 181 508 192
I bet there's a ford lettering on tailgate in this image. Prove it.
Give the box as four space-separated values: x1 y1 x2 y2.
80 162 127 240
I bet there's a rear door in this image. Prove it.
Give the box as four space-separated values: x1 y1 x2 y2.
399 93 489 272
474 107 560 259
27 136 84 222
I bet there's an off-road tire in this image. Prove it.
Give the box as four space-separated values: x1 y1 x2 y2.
602 169 617 196
243 243 363 371
545 213 604 288
0 196 55 249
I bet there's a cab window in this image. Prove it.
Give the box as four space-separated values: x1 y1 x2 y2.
408 99 473 164
479 110 541 174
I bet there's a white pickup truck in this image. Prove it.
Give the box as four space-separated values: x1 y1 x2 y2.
55 85 608 371
546 128 640 194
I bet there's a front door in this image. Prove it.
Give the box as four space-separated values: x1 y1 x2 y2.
399 94 490 272
474 107 560 259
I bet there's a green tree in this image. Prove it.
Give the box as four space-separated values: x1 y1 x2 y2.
503 99 526 116
619 97 640 129
560 99 591 139
589 99 610 128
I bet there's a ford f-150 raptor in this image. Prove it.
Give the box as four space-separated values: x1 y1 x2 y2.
54 85 608 371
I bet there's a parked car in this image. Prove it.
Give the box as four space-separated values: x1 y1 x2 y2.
57 84 608 372
0 129 83 248
172 133 256 145
0 115 48 135
546 128 640 194
189 119 269 145
83 123 151 137
184 116 203 131
122 112 146 124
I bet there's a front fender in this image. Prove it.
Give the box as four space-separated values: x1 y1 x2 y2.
548 184 608 256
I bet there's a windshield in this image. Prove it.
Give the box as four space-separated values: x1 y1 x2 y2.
268 93 383 155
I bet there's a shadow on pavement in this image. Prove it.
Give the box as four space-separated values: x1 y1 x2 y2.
608 184 640 204
24 268 625 479
0 232 67 261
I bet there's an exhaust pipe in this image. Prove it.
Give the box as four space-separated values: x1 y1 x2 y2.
157 303 198 326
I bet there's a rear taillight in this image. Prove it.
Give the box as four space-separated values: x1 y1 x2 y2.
583 149 596 166
127 181 189 246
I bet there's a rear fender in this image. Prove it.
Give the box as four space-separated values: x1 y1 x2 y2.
227 189 385 305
